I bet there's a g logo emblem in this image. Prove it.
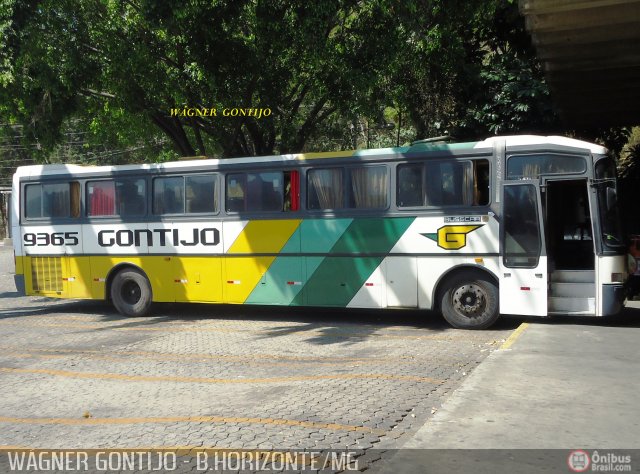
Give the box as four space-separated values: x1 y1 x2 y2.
422 225 483 250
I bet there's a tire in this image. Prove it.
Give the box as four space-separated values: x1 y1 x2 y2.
440 273 499 329
110 268 152 317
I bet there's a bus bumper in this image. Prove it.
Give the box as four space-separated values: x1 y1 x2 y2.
602 283 625 316
14 274 25 296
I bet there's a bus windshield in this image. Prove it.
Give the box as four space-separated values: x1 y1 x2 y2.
594 157 624 248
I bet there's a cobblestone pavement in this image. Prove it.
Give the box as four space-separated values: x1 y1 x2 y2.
0 245 519 471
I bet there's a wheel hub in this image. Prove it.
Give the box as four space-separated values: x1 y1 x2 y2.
452 284 485 316
121 281 141 305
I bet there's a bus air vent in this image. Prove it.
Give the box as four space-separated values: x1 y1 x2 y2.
31 257 63 293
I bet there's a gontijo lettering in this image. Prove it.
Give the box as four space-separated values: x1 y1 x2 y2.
97 228 220 247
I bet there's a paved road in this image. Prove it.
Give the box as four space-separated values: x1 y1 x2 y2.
0 245 517 471
378 304 640 473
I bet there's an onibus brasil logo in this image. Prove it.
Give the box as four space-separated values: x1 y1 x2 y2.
422 225 484 250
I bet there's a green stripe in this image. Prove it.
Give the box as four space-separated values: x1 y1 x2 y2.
292 217 414 306
246 218 352 304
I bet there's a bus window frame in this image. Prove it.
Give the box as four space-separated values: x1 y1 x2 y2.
22 180 82 222
152 173 220 217
305 163 391 213
395 158 492 211
224 170 287 215
506 152 587 180
86 177 148 219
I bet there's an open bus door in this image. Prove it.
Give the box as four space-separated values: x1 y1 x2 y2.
499 181 548 316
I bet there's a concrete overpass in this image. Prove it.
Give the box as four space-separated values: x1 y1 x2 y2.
520 0 640 128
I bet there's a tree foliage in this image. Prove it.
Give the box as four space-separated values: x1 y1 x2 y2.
2 0 421 158
1 0 626 163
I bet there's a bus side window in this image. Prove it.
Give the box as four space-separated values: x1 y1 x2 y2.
153 177 185 215
25 182 79 219
25 184 43 218
426 162 471 206
397 164 424 207
185 175 217 214
307 168 344 210
226 172 283 213
117 179 146 216
347 166 388 209
226 174 246 213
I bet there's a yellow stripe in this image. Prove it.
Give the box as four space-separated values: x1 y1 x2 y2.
0 415 385 434
500 323 530 350
228 219 300 254
295 150 356 160
224 219 302 302
0 367 443 384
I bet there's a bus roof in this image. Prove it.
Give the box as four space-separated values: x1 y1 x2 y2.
13 135 606 178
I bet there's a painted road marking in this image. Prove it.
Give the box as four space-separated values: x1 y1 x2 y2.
0 367 444 385
0 416 386 435
500 323 530 350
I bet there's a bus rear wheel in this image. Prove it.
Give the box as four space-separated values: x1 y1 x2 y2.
440 274 499 329
110 268 152 317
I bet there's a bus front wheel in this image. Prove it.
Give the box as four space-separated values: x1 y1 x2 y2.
110 269 152 317
440 274 499 329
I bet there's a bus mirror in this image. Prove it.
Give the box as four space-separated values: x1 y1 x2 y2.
606 187 617 211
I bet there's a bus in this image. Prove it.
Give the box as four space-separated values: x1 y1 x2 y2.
11 135 630 329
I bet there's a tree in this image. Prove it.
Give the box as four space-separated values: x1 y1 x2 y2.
0 0 419 158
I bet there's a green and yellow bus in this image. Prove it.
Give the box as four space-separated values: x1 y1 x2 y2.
12 135 630 328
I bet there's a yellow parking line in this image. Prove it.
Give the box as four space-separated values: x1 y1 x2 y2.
500 323 530 350
0 367 443 385
0 415 386 435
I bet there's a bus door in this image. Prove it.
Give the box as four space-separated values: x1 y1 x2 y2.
499 181 548 316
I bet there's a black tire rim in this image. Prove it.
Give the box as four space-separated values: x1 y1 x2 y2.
452 284 486 318
121 280 142 306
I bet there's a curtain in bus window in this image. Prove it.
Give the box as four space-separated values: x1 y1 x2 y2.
88 181 116 216
462 164 473 206
350 166 387 209
308 168 344 209
70 182 80 217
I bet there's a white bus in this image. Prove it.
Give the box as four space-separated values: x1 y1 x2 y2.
12 135 630 328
